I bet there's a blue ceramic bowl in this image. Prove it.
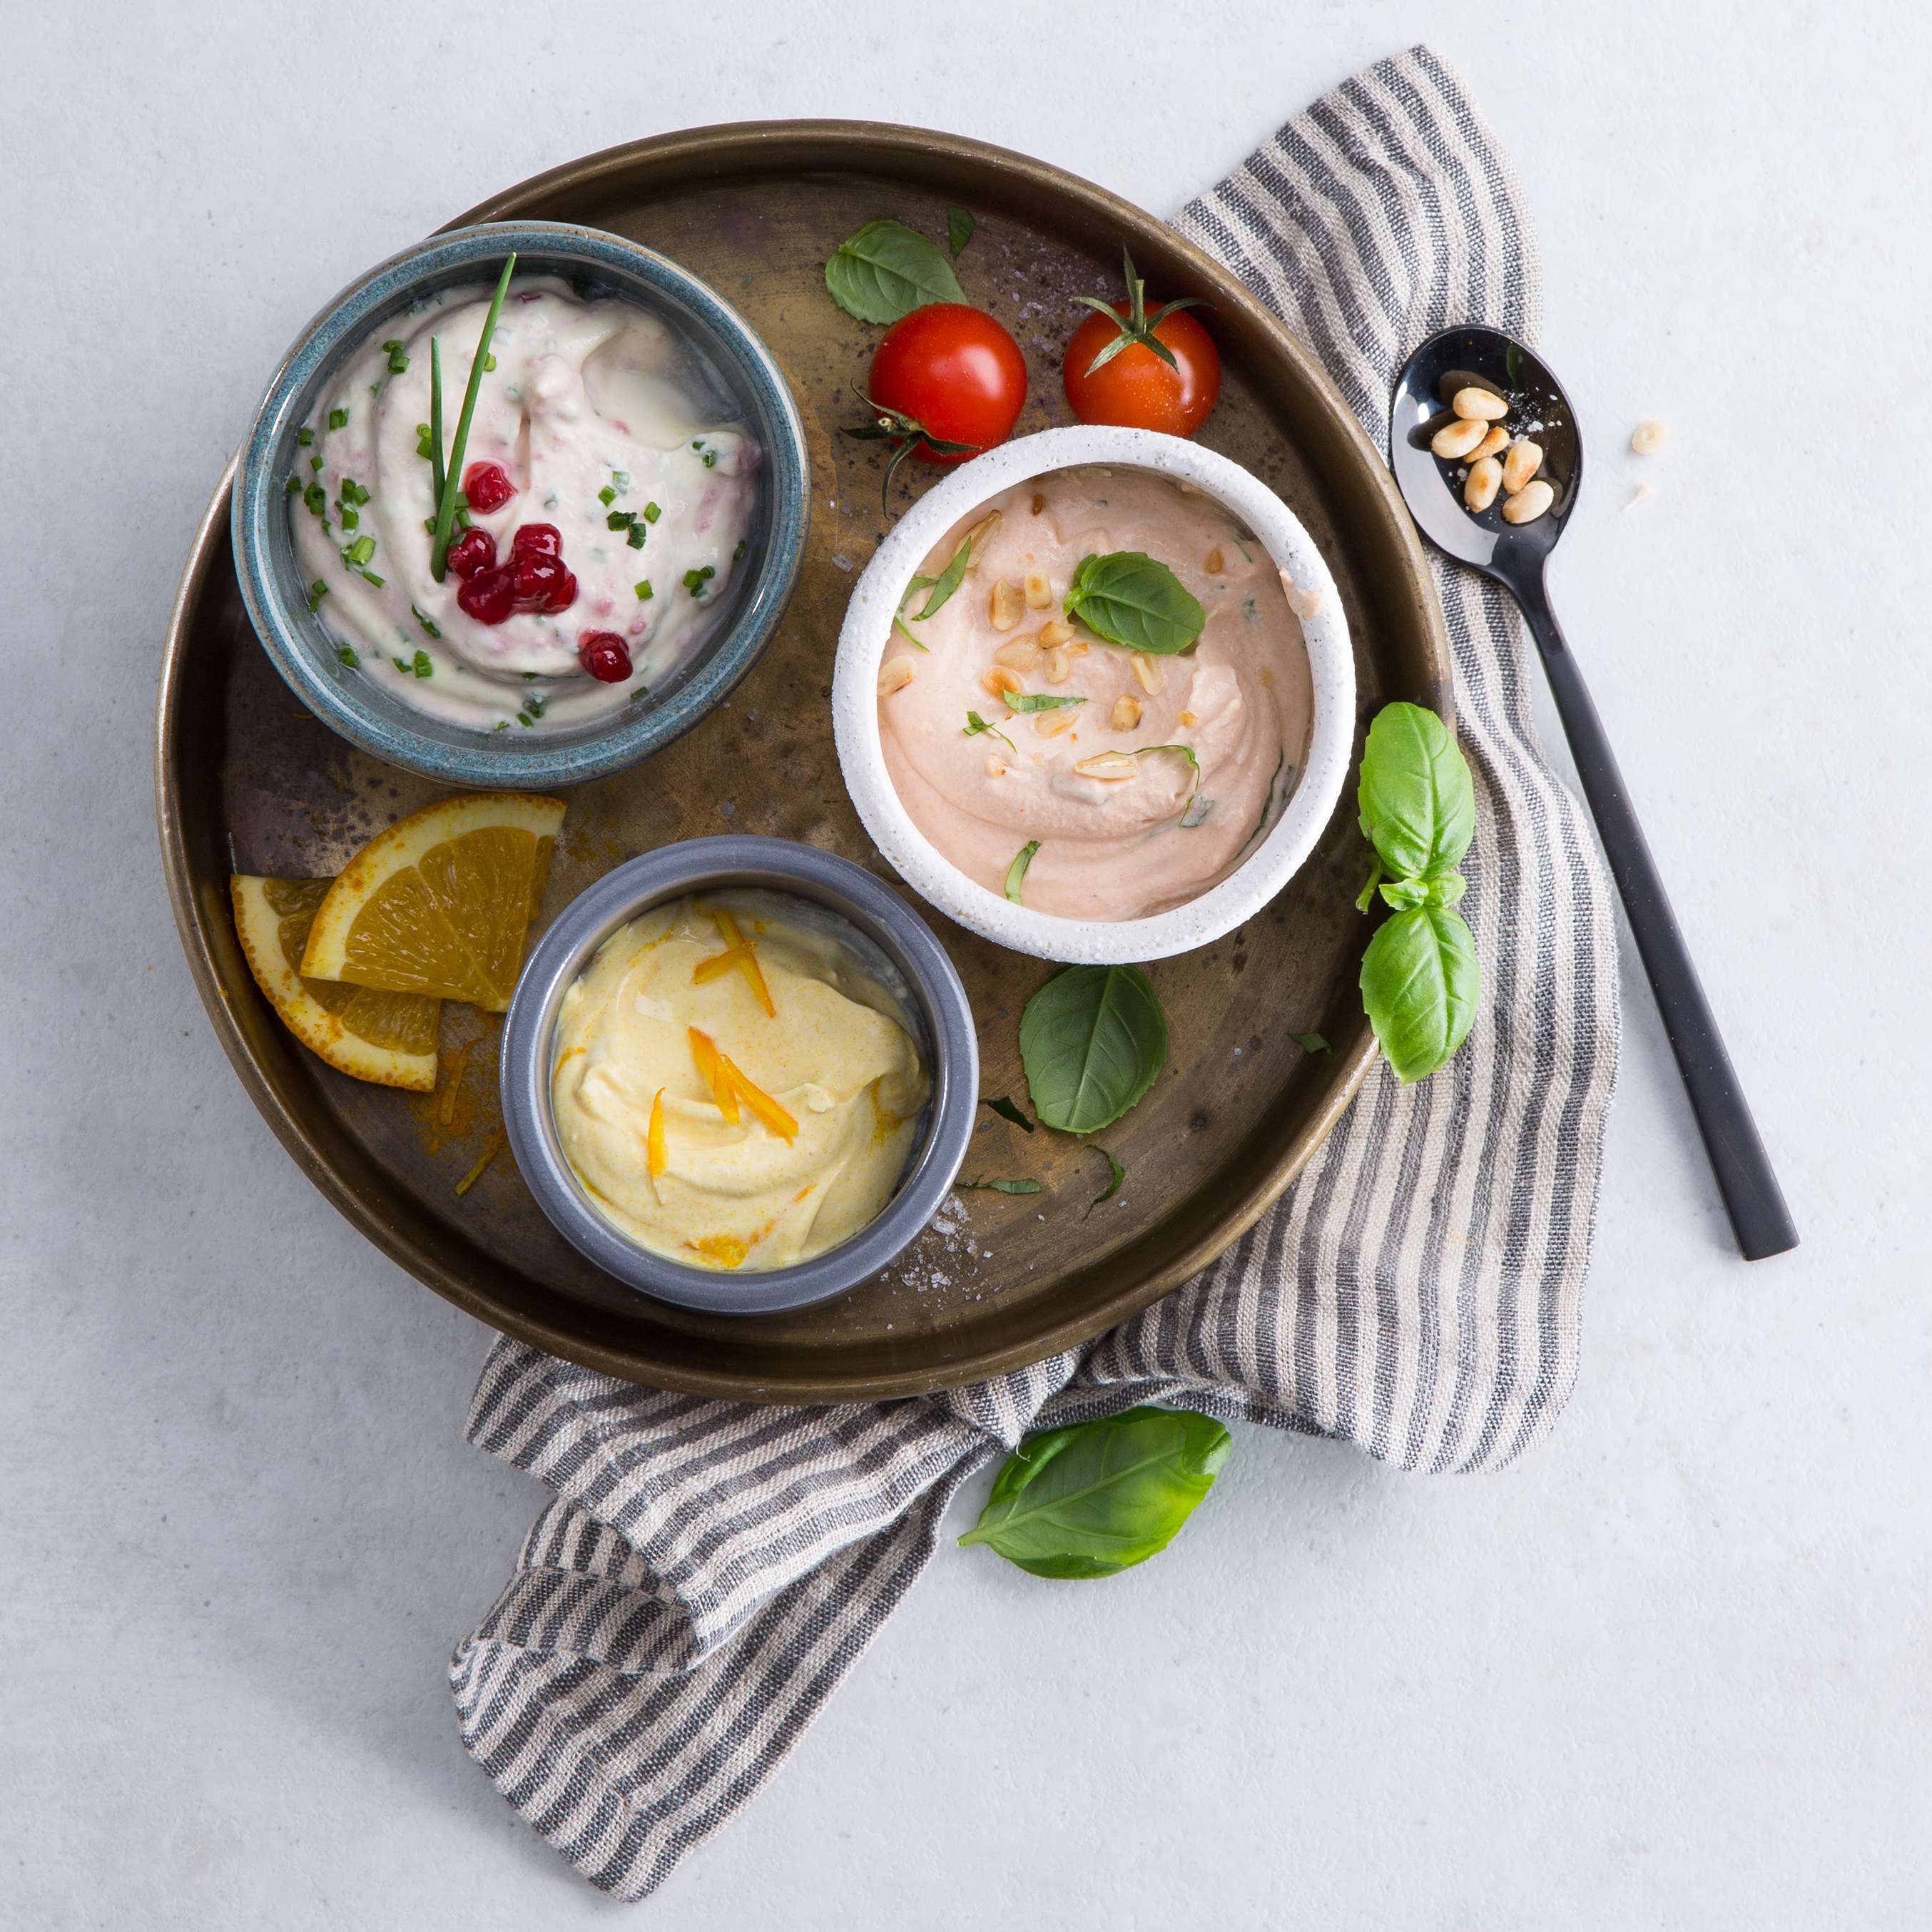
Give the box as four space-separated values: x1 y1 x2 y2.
500 838 978 1315
232 221 808 787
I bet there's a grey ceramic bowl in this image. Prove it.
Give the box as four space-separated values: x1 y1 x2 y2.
501 838 978 1313
232 221 808 787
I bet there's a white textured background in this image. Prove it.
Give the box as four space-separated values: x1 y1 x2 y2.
6 3 1928 1926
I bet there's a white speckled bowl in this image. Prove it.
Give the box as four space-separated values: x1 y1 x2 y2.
831 426 1355 963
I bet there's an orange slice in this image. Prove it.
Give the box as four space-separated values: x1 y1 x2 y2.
231 875 439 1091
300 793 565 1011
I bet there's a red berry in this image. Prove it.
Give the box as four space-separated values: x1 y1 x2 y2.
457 566 516 625
445 527 497 580
463 462 516 514
512 554 575 613
577 630 631 682
509 522 561 559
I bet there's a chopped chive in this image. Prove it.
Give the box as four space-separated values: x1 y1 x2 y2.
491 719 509 733
392 656 410 672
629 686 649 703
338 506 359 531
344 534 375 566
327 407 348 431
360 570 386 587
297 427 314 447
606 509 632 530
611 470 629 489
733 539 746 561
285 477 301 497
415 423 433 459
626 523 646 549
634 579 654 600
682 565 715 596
340 479 370 505
306 580 329 612
303 483 326 517
598 485 616 506
335 643 358 666
521 671 537 681
410 649 432 678
412 606 441 639
642 502 661 523
383 341 409 375
310 454 323 473
482 352 496 372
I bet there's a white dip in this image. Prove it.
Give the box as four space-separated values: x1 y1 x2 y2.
290 275 760 733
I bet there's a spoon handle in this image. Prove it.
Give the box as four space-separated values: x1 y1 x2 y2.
1514 576 1798 1261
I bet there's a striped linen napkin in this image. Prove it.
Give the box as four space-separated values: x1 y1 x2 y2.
449 44 1621 1900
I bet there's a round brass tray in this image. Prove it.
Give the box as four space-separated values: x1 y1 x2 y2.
155 121 1449 1401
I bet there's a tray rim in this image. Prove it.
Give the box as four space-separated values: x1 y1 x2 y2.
156 118 1450 1401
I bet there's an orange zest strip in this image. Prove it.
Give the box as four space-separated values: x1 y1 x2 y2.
691 942 755 984
711 908 776 1017
687 1027 741 1124
646 1086 668 1177
718 1053 798 1142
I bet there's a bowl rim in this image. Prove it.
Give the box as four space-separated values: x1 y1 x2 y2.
499 836 980 1313
830 424 1356 962
230 219 808 788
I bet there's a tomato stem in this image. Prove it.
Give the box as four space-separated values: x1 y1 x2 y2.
840 386 981 512
1075 245 1210 380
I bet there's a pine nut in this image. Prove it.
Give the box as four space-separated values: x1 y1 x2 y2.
1034 707 1079 737
877 656 916 697
1177 709 1197 727
1023 571 1052 609
1464 456 1503 512
1110 693 1142 731
988 580 1023 631
1204 547 1224 574
982 664 1022 701
1630 420 1669 457
1038 617 1073 647
1431 417 1488 460
1501 439 1542 494
1132 652 1164 693
1451 385 1509 422
1042 648 1071 684
1470 424 1510 462
1029 492 1046 514
994 638 1045 672
1501 479 1555 524
960 511 1002 562
1074 752 1139 780
985 754 1007 778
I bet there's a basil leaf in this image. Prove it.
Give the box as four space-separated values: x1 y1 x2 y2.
825 219 966 324
1082 1144 1124 1219
1005 840 1041 903
959 1406 1231 1579
947 207 976 257
1290 1031 1332 1055
1063 551 1206 655
913 535 973 619
1379 870 1466 910
1020 965 1166 1134
1356 702 1475 880
957 1176 1042 1194
1360 904 1480 1082
963 711 1017 755
982 1095 1034 1132
1004 691 1084 713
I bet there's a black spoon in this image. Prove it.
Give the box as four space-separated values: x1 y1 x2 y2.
1390 326 1797 1261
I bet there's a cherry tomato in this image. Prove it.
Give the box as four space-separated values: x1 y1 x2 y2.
1063 256 1221 436
866 303 1028 466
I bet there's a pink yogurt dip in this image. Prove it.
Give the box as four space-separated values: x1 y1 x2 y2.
876 467 1313 920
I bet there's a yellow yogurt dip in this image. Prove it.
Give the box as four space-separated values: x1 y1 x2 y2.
551 892 929 1271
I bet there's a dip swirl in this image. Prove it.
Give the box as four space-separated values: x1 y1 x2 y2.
291 276 758 733
551 894 928 1271
876 467 1313 921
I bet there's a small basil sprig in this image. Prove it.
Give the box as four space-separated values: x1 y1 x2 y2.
825 218 965 323
1020 964 1166 1133
960 1406 1231 1579
1355 703 1482 1082
1064 551 1205 655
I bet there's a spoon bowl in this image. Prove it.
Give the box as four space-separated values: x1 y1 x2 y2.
1389 326 1581 581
